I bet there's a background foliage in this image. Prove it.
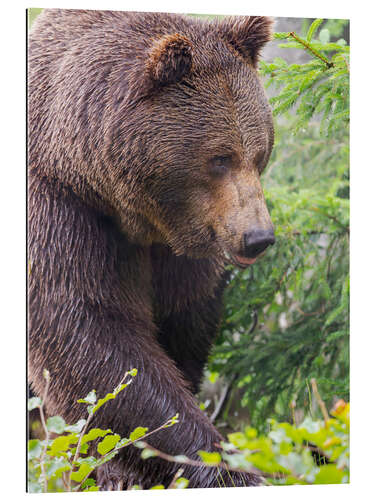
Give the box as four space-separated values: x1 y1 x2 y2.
207 17 349 432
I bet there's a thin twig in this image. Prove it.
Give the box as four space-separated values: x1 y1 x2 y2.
296 304 325 317
210 375 237 423
61 471 70 490
71 371 135 491
247 310 258 334
38 371 51 493
342 56 350 72
68 412 93 491
74 413 180 491
288 32 333 68
290 399 296 426
167 468 185 489
310 378 330 426
308 206 349 233
292 231 324 236
137 441 260 477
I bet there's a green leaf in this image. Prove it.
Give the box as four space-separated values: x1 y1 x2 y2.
49 434 78 455
197 451 222 465
27 482 43 494
336 38 347 46
28 439 43 459
129 427 149 441
314 464 345 484
245 427 257 439
97 434 121 455
97 450 119 465
268 427 290 444
75 456 98 467
91 381 132 414
273 94 299 116
319 28 331 44
164 414 180 428
117 437 131 447
81 478 96 489
46 416 66 434
78 443 89 454
228 432 248 448
141 448 157 460
82 428 112 444
65 419 86 433
45 458 71 479
91 394 115 414
208 371 219 384
150 485 165 489
326 330 347 342
307 19 324 42
300 417 322 434
77 390 97 405
70 463 94 483
309 41 348 52
28 397 42 411
133 440 146 448
273 32 291 40
278 42 306 50
175 477 189 489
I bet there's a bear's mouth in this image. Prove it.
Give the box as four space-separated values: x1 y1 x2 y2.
223 250 257 269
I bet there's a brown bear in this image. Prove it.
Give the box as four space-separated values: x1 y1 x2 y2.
28 9 275 490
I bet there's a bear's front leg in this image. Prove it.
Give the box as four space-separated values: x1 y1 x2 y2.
28 180 260 489
151 244 228 394
30 294 259 489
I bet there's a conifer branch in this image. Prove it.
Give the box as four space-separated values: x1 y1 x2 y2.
288 32 334 68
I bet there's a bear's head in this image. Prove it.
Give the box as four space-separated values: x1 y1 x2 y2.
106 16 275 267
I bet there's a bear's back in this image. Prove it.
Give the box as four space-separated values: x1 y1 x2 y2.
28 10 200 178
29 10 199 59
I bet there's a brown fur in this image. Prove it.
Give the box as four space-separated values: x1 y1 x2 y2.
28 9 274 489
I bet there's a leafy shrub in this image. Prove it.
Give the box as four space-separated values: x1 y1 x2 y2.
224 397 349 485
264 19 349 136
133 382 349 486
28 369 181 492
28 372 349 491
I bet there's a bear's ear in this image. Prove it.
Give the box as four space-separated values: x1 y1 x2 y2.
219 16 273 66
146 33 193 86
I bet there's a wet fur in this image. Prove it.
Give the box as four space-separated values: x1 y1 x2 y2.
28 10 273 489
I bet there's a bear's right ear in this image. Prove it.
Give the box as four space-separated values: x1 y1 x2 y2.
219 16 273 66
146 33 193 86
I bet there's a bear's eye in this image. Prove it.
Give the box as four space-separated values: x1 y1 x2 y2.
208 155 233 177
254 149 267 173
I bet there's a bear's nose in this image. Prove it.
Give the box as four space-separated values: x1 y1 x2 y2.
243 228 275 259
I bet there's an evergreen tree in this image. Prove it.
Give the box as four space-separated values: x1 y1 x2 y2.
209 19 349 431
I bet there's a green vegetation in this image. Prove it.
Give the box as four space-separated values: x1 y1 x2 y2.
224 396 349 485
28 369 181 492
208 18 349 432
28 372 349 491
27 8 43 29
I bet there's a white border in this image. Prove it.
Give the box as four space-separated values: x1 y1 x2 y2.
2 1 374 499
